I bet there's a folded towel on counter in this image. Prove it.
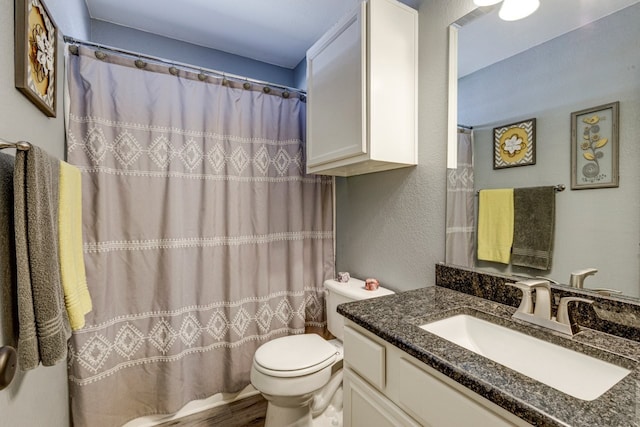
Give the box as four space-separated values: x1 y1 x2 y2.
59 161 92 331
0 153 17 347
512 186 556 270
14 146 71 370
477 188 514 264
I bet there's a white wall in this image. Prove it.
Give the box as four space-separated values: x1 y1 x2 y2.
0 0 75 424
335 0 476 292
459 5 640 296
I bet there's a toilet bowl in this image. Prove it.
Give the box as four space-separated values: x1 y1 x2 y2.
250 278 394 427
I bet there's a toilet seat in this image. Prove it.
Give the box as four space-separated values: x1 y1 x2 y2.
254 334 339 378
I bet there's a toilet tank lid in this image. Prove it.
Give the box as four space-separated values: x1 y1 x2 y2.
324 278 395 300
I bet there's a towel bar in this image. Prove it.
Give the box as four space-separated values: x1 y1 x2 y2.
0 137 31 151
476 184 565 196
0 346 17 391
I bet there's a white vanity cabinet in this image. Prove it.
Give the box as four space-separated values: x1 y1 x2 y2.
343 320 529 427
305 0 418 176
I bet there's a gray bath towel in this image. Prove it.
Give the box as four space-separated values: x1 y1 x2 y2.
0 153 17 347
512 186 556 270
14 147 71 370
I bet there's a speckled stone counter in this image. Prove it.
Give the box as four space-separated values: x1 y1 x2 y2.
337 285 640 426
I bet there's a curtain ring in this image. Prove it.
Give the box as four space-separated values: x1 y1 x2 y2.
94 50 107 60
198 72 207 81
282 91 290 99
69 45 79 55
169 66 179 76
263 86 271 94
243 81 251 90
221 74 229 86
300 94 306 103
134 58 147 69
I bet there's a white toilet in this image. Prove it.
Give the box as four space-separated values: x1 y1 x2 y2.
250 278 394 427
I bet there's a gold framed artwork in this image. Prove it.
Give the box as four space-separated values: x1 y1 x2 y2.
571 102 619 190
493 118 536 169
15 0 57 117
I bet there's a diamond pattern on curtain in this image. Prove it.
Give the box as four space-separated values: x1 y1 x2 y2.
65 46 334 427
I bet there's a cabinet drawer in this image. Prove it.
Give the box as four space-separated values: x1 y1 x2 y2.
343 326 386 390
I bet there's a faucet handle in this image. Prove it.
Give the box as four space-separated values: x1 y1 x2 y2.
569 268 598 288
506 282 534 314
507 279 549 314
556 297 594 326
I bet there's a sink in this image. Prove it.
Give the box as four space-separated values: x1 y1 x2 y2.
420 314 630 400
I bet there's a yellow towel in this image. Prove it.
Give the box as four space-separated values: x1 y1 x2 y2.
477 189 514 264
59 161 92 330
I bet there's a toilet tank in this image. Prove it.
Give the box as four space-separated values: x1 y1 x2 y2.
325 278 395 341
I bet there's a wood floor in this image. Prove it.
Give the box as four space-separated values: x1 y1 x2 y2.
156 394 267 427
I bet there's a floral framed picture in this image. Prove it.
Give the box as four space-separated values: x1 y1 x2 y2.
571 102 619 190
15 0 57 117
493 118 536 169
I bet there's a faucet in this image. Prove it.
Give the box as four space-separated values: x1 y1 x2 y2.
507 279 593 336
569 268 598 289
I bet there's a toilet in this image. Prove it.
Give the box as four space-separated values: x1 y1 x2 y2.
250 278 394 427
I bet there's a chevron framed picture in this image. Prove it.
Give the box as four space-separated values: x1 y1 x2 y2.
493 118 536 169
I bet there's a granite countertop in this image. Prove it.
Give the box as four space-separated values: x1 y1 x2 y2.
337 286 640 427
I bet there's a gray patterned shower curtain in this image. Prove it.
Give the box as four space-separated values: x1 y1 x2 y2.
65 46 334 427
445 129 475 267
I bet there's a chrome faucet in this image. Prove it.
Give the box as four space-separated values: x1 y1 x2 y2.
507 279 593 336
569 268 598 289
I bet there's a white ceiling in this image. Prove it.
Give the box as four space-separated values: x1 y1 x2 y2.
85 0 637 73
458 0 640 77
85 0 419 69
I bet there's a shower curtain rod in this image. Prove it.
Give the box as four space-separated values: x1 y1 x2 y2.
458 124 473 130
63 36 307 96
0 137 31 151
475 184 566 195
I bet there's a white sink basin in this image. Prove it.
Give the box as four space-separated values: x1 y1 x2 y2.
420 314 630 401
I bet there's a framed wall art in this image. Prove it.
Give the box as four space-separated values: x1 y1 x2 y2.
570 101 619 190
493 118 536 169
15 0 57 117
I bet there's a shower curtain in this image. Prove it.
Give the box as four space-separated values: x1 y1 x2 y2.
445 129 475 267
65 46 334 427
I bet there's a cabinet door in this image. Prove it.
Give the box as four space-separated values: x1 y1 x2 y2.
306 2 367 168
344 369 420 427
397 358 523 427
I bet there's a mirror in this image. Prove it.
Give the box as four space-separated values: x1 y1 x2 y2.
447 1 640 297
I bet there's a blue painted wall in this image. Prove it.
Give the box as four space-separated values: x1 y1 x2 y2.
293 58 307 91
91 20 297 88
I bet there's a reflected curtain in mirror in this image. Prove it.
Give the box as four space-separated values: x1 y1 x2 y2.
446 129 475 267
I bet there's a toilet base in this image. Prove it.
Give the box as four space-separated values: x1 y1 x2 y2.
262 388 343 427
263 393 315 427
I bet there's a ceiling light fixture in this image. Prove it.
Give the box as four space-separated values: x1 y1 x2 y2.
473 0 540 21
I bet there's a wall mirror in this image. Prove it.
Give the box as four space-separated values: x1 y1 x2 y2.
446 0 640 297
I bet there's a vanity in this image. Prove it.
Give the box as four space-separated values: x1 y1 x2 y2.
338 265 640 426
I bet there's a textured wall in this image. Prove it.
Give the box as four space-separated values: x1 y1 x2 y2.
91 20 296 88
335 0 476 292
0 0 71 424
459 5 640 296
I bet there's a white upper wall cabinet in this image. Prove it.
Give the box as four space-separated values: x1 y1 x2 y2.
306 0 418 176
